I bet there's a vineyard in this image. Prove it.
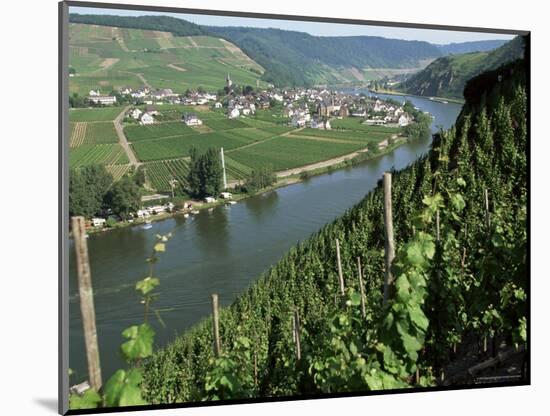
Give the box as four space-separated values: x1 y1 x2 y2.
144 159 190 192
124 122 195 142
133 60 527 403
105 164 132 181
227 136 366 171
70 144 129 168
69 107 124 122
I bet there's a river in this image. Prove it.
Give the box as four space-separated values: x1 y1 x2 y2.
68 93 462 382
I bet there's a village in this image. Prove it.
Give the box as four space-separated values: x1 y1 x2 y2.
86 73 415 129
81 73 420 232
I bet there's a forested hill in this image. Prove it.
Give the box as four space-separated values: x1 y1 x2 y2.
69 13 206 36
436 39 508 55
398 36 525 99
140 59 527 402
205 26 442 86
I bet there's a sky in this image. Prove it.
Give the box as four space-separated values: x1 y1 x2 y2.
71 6 515 44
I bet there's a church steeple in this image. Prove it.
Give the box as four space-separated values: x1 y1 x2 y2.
226 73 232 88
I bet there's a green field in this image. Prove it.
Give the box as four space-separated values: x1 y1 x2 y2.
227 136 366 171
69 107 124 122
203 118 248 131
330 117 402 134
124 122 195 142
69 23 267 94
288 128 392 143
131 131 260 162
69 144 129 168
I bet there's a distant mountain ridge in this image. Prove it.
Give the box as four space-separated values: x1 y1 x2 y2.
397 36 525 99
436 39 508 55
69 13 207 37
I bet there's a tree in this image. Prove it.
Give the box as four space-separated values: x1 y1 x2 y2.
106 175 142 220
242 165 276 193
69 165 113 218
187 147 223 198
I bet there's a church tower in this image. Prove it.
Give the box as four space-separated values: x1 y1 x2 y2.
226 73 232 88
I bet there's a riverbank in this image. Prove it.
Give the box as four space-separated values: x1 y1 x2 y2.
369 88 465 104
84 137 410 235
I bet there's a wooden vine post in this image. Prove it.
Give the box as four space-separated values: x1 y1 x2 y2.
335 238 345 296
436 209 440 242
211 294 221 357
72 216 103 391
292 310 302 362
484 188 491 229
382 172 395 306
356 257 366 318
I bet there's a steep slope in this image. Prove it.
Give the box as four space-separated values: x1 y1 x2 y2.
140 59 527 402
436 39 508 55
68 22 266 94
398 36 524 99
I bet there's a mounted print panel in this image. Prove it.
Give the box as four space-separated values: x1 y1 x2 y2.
59 1 529 414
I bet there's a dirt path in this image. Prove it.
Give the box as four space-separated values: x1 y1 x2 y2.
113 105 140 167
167 63 186 72
225 127 304 153
276 146 370 178
135 73 152 89
90 58 120 74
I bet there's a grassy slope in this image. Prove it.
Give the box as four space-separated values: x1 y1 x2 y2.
68 23 266 94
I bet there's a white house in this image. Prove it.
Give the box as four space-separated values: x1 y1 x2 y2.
92 218 106 227
228 108 240 119
220 192 233 199
89 89 100 96
398 113 412 127
242 108 251 116
214 102 223 109
88 95 117 105
140 112 155 125
129 108 142 120
196 98 208 105
204 196 217 203
310 118 331 130
182 113 202 126
291 115 306 128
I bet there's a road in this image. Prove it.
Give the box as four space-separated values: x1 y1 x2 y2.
113 105 139 167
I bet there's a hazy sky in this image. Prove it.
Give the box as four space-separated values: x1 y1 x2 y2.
71 6 515 44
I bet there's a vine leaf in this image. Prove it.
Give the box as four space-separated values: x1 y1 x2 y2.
136 277 160 296
121 323 155 361
104 369 147 407
69 389 101 410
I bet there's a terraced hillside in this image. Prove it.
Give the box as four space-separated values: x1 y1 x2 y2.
68 23 267 94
